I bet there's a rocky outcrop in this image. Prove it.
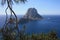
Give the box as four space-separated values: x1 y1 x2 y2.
19 8 43 24
23 8 42 20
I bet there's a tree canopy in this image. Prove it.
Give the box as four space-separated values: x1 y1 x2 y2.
1 0 27 5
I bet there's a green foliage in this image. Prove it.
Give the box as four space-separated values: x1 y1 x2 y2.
1 0 27 5
0 26 60 40
0 24 60 40
2 27 14 40
48 30 58 40
19 24 26 40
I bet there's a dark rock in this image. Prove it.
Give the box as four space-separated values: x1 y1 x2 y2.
19 8 43 24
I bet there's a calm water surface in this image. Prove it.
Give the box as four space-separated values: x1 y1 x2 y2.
0 15 60 37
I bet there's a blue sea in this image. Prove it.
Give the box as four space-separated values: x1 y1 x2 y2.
0 15 60 37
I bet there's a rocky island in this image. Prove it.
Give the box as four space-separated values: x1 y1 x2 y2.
19 8 43 24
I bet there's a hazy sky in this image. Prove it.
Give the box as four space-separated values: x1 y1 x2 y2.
0 0 60 15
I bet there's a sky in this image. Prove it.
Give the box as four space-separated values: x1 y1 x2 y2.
0 0 60 15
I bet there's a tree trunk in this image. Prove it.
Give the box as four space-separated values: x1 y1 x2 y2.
2 6 8 27
7 0 19 33
5 6 8 25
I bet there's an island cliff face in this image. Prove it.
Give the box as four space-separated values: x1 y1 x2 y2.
23 8 43 20
19 8 43 24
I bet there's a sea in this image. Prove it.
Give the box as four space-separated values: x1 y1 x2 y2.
0 15 60 38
